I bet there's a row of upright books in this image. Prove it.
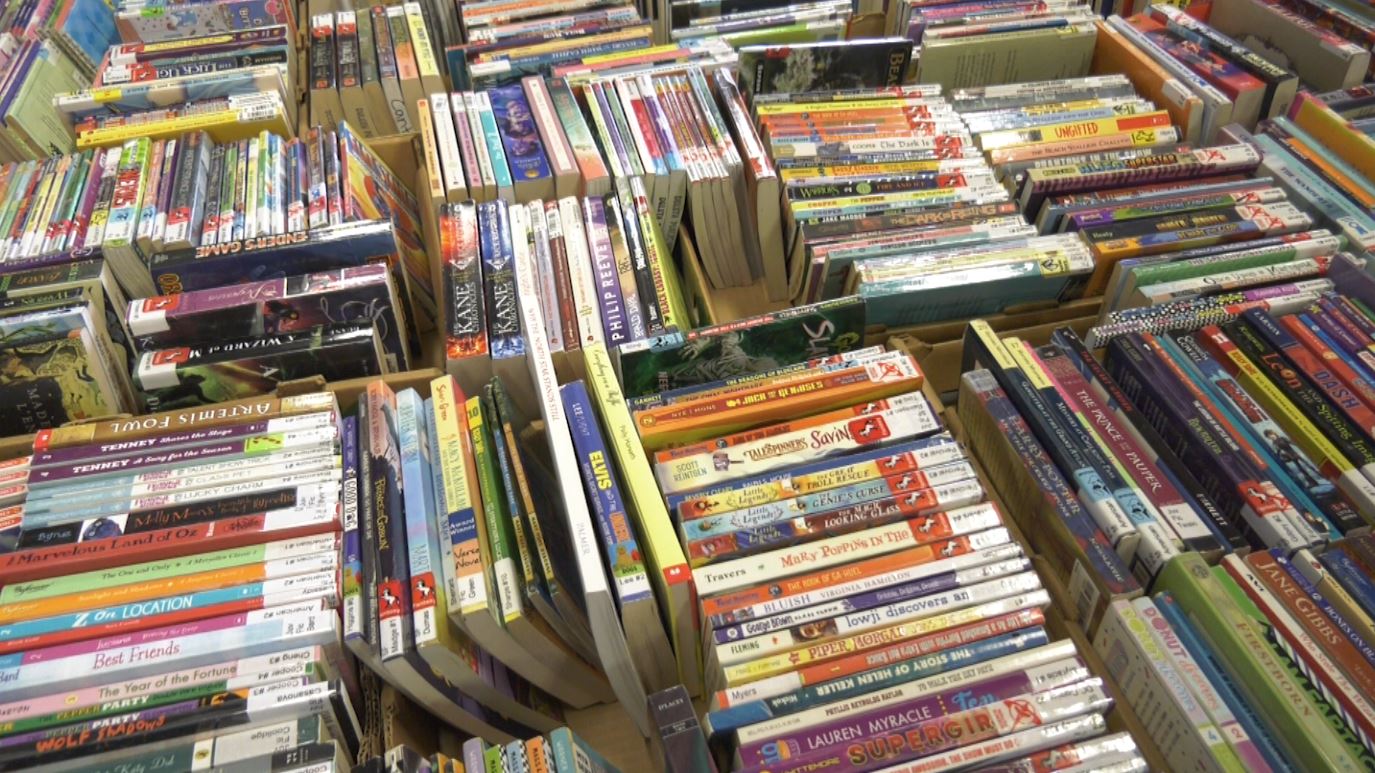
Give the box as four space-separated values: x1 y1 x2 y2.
607 301 1149 771
356 727 622 772
0 117 436 435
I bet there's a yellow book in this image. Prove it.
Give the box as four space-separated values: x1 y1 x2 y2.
430 376 491 621
1290 93 1375 182
1200 327 1375 515
787 185 990 213
76 99 293 150
416 98 445 207
627 176 689 333
754 96 948 115
977 110 1172 151
584 342 703 696
779 158 977 182
581 43 682 66
404 2 446 99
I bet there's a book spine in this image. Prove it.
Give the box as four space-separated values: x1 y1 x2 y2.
1223 555 1375 753
688 483 988 566
442 202 489 360
429 377 489 620
527 201 564 353
1107 333 1307 549
728 618 1066 747
1036 342 1217 552
0 604 336 701
465 394 520 623
581 196 628 345
1133 598 1266 768
685 460 976 540
1174 329 1361 536
477 201 523 364
366 383 411 662
1161 553 1369 770
602 191 646 341
962 324 1142 561
340 416 364 651
741 680 1106 773
1224 319 1375 473
561 381 653 605
703 623 1047 738
711 555 1027 648
700 524 1010 628
543 201 580 351
654 394 943 497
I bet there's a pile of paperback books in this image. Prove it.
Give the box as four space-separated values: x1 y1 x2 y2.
958 255 1375 768
619 301 1147 771
0 392 358 770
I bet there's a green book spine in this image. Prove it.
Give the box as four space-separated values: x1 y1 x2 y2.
465 392 520 625
1157 553 1366 771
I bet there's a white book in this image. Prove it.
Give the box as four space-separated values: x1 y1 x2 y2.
1093 599 1239 773
429 92 468 202
514 191 649 735
558 196 603 381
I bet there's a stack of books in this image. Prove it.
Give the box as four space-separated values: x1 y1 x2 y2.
0 0 118 161
622 301 1145 770
359 726 621 772
0 119 434 426
960 256 1375 759
658 0 857 48
1092 550 1375 771
1233 93 1375 248
452 0 651 89
0 392 358 771
0 259 137 437
60 27 296 149
898 0 1100 89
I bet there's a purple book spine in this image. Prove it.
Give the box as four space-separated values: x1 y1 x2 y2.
16 609 254 665
1319 295 1375 342
32 419 298 467
737 669 1041 766
1331 294 1375 339
581 197 628 345
712 569 965 645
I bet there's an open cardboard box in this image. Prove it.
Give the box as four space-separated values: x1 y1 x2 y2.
880 296 1102 398
676 225 788 326
0 131 438 460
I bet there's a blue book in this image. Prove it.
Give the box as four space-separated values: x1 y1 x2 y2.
1154 591 1291 771
477 199 524 360
560 380 652 609
488 84 553 202
1322 548 1375 621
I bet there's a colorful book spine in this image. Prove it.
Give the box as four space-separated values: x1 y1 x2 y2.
561 381 653 606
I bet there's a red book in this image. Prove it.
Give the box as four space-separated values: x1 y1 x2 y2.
1128 14 1268 128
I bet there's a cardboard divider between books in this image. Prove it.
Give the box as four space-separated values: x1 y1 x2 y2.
876 298 1105 398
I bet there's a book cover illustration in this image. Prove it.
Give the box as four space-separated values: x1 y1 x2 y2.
617 298 867 397
131 264 409 371
0 330 112 435
739 39 912 97
489 84 552 183
136 325 383 411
